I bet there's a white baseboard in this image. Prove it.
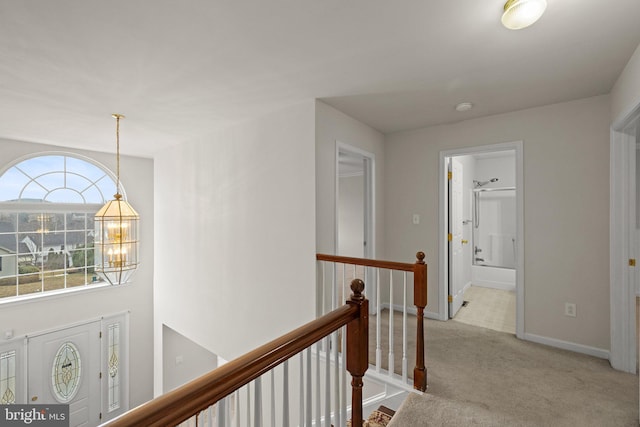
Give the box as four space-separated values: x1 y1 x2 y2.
378 303 440 320
523 333 610 360
473 281 515 292
463 281 472 293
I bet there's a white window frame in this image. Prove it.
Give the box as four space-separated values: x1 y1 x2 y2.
0 152 129 304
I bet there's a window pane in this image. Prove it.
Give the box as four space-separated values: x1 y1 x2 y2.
65 157 109 183
0 168 30 202
43 268 67 292
20 182 47 201
46 189 83 204
80 185 105 204
18 232 40 255
0 282 17 299
0 213 16 233
66 269 87 288
36 172 65 192
0 350 17 404
96 175 117 199
66 213 86 231
108 323 121 411
18 156 64 178
0 254 16 276
18 273 41 296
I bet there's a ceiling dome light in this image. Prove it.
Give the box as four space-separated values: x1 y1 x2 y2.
501 0 547 30
455 102 473 112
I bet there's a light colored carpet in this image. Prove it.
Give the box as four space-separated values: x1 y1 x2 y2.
452 286 515 334
388 393 533 427
371 312 638 426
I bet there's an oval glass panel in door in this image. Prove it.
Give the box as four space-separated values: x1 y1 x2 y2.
51 342 82 403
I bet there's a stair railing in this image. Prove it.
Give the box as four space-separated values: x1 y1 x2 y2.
316 252 427 392
103 279 369 427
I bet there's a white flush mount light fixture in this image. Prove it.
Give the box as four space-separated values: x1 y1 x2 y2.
455 102 473 112
501 0 547 30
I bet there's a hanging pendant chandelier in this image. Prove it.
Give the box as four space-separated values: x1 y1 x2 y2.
94 114 140 285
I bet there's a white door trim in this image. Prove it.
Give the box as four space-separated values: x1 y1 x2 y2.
610 105 640 373
439 141 525 338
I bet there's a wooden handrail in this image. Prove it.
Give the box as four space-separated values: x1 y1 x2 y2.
316 251 428 391
316 253 415 272
104 280 369 427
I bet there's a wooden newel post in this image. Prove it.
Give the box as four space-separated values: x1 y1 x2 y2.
346 278 368 427
413 251 428 391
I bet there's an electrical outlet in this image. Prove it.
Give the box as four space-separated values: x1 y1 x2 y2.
564 303 576 317
412 214 420 225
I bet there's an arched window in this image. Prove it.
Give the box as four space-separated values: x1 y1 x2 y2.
0 153 121 301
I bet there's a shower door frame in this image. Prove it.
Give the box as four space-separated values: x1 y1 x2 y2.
439 141 524 339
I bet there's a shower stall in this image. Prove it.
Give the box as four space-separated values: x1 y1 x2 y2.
472 185 517 290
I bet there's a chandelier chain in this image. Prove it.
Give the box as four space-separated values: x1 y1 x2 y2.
112 113 125 198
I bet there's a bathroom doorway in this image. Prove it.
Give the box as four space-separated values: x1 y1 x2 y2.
440 142 524 337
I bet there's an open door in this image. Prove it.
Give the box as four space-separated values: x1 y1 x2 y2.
336 142 376 310
448 158 465 318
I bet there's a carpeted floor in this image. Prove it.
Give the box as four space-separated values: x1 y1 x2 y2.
372 312 638 426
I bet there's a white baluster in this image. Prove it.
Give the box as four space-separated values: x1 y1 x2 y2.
270 370 275 427
340 326 347 427
299 353 304 427
306 348 312 427
333 330 340 427
283 361 289 427
376 268 381 372
255 378 262 427
402 271 408 384
236 390 241 427
315 342 321 426
320 262 326 317
246 385 252 427
342 264 348 308
388 270 395 378
216 398 226 427
325 336 331 427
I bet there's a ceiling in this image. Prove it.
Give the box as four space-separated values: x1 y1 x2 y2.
1 1 639 158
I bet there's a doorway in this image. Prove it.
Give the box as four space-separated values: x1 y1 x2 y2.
0 314 129 426
440 142 524 338
335 142 375 304
610 105 640 373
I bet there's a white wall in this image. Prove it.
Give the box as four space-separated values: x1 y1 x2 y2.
385 95 611 351
162 325 218 393
154 101 317 394
315 100 385 259
611 42 640 124
0 138 154 407
475 155 516 188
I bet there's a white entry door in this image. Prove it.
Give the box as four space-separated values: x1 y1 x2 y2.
448 158 465 318
28 321 102 427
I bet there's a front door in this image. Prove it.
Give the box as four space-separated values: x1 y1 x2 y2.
28 321 102 427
